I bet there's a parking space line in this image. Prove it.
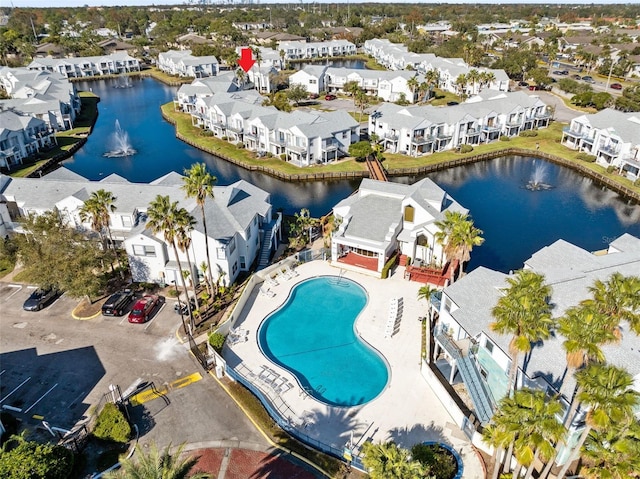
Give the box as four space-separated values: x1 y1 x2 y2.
67 390 86 409
2 405 22 412
143 303 165 332
24 383 58 414
119 315 128 326
0 369 5 376
4 284 22 301
0 377 31 404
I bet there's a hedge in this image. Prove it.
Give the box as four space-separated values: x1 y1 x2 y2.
92 402 131 444
381 253 398 279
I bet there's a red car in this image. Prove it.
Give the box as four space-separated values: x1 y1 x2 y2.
610 83 623 90
325 94 337 101
128 294 161 323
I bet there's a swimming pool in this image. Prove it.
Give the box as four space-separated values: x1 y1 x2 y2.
258 276 389 407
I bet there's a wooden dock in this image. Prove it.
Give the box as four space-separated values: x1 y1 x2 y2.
366 155 388 181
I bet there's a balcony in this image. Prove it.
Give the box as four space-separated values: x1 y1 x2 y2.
598 144 620 156
411 135 435 145
270 136 286 146
322 141 338 152
482 124 501 132
226 125 243 134
465 128 481 137
562 126 584 139
384 133 399 141
286 143 307 154
244 130 259 141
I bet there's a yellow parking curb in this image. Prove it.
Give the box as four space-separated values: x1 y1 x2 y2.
204 366 333 479
71 304 102 320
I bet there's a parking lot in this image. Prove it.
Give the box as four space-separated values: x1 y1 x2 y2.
0 282 264 448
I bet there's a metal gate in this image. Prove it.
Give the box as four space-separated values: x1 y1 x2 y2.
188 333 212 371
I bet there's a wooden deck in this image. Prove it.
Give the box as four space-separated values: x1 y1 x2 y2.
366 156 388 181
404 260 459 287
336 252 379 271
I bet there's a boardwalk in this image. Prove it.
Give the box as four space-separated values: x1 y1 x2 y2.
366 155 388 181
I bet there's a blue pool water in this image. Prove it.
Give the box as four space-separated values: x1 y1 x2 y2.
258 277 389 407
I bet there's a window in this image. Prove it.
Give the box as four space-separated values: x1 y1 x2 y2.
216 247 225 260
444 297 452 313
232 261 238 274
342 131 348 139
228 236 236 255
404 205 415 223
309 79 317 84
240 256 246 268
121 215 132 227
485 339 494 354
132 244 156 257
246 226 251 240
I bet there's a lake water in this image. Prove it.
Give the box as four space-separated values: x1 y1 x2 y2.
64 78 640 273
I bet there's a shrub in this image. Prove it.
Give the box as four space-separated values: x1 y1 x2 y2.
576 152 597 162
236 143 245 149
411 443 458 479
208 332 225 352
606 165 616 173
499 135 511 141
92 402 131 444
0 439 74 479
381 253 398 279
634 178 640 187
280 154 287 161
459 144 473 153
200 130 213 137
221 136 228 141
519 130 538 137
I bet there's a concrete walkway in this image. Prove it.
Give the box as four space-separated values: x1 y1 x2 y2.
224 260 485 478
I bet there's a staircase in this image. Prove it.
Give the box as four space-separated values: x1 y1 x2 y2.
257 226 273 270
435 328 494 425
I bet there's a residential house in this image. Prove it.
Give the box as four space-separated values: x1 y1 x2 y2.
0 111 55 171
0 67 80 131
185 84 358 166
288 65 328 95
158 50 219 78
277 40 356 60
0 169 281 287
561 108 640 180
27 52 140 78
363 39 509 95
428 233 640 460
331 178 466 275
370 91 550 156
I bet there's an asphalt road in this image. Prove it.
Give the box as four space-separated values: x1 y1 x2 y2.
0 283 266 450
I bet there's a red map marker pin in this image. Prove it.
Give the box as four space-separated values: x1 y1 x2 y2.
238 48 256 73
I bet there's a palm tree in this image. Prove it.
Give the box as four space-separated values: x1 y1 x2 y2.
407 75 419 102
587 272 640 334
580 420 640 479
484 419 517 479
557 302 617 428
454 73 468 100
487 389 564 479
146 195 193 333
424 69 439 101
361 441 426 479
105 443 209 479
417 284 438 363
355 89 370 122
175 209 200 314
344 80 360 107
182 163 217 297
79 189 120 274
434 210 484 281
556 363 640 479
466 69 480 95
490 269 553 396
481 71 496 90
251 46 262 92
279 49 285 70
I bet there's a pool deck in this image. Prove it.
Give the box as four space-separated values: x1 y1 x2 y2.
224 260 485 478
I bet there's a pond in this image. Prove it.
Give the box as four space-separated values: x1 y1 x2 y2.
63 78 640 274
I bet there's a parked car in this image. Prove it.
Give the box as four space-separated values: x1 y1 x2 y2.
308 93 319 99
324 94 337 101
582 76 595 84
560 70 570 75
610 83 623 90
571 74 582 80
446 101 459 106
517 81 529 87
102 289 135 316
128 295 162 323
552 70 564 75
23 287 58 311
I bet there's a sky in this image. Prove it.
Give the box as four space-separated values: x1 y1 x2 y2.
8 0 640 8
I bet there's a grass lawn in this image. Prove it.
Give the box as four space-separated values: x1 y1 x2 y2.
429 89 462 106
146 67 194 85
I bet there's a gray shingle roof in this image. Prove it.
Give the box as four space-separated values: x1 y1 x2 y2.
444 234 640 394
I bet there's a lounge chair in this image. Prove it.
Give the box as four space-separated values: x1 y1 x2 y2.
259 285 276 297
284 265 299 277
266 276 279 288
